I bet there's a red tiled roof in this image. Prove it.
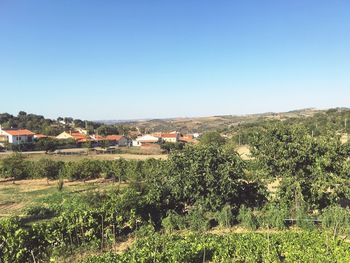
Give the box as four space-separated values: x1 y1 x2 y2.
161 133 178 138
70 132 89 141
3 129 35 136
179 134 195 143
106 135 124 141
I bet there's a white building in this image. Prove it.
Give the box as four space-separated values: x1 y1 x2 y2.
135 134 160 146
160 133 179 143
0 128 35 145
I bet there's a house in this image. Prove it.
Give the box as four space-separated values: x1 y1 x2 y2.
179 134 195 143
56 131 74 140
105 135 129 147
34 134 48 140
193 133 200 138
160 132 180 143
135 134 160 146
56 131 90 143
0 128 35 145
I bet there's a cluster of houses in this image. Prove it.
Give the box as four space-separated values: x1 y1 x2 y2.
133 132 198 147
0 126 199 149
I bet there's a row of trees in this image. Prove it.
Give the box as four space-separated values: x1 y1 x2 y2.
0 111 137 137
228 108 350 145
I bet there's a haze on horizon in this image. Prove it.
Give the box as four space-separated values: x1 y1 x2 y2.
1 0 349 120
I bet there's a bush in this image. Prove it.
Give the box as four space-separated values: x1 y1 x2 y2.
260 203 288 230
296 205 315 230
187 206 210 232
322 206 350 238
26 206 56 219
237 205 259 230
162 210 187 233
215 205 234 228
57 178 64 191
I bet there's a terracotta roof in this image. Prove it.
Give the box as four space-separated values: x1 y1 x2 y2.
179 134 195 143
93 135 106 141
160 133 178 138
70 132 89 141
2 129 35 136
34 134 48 139
105 135 124 141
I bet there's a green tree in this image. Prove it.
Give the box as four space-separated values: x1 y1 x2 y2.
32 158 63 184
250 124 350 209
199 131 226 146
167 144 260 211
0 153 28 183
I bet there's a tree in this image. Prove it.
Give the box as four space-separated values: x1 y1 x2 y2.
36 138 57 153
32 159 63 184
0 153 28 183
250 124 350 209
166 144 261 211
160 142 184 153
96 125 119 136
199 131 226 146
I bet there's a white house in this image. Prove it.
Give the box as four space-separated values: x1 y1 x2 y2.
0 128 35 145
135 134 160 146
160 132 179 143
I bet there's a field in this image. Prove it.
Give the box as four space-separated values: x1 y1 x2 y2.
0 178 122 218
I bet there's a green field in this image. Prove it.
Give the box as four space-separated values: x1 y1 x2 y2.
0 178 123 218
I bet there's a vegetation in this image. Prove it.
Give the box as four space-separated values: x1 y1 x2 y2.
0 111 137 137
81 231 350 262
2 109 350 262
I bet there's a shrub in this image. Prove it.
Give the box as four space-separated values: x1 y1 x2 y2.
26 206 56 219
187 206 210 232
215 205 234 228
321 206 350 239
296 205 315 230
260 203 288 230
57 178 64 191
237 205 259 230
162 210 187 233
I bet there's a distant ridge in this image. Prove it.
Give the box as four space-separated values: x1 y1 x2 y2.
95 107 348 134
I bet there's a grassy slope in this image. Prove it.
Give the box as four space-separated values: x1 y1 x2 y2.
0 178 125 218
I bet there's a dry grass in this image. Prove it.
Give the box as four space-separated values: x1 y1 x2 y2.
0 178 122 217
341 134 349 144
236 145 251 160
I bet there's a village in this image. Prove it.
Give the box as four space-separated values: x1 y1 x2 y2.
0 125 199 154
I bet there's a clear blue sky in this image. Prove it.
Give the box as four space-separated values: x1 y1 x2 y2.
0 0 349 120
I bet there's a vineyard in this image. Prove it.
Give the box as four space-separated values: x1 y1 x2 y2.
1 113 350 262
82 231 350 263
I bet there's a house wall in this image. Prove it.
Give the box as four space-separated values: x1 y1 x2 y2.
56 132 73 140
117 137 128 147
133 140 141 147
163 137 178 143
0 130 34 144
8 135 33 145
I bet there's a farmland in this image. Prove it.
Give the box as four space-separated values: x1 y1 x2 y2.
1 108 350 262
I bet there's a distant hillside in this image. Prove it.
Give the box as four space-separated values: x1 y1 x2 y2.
101 108 326 134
